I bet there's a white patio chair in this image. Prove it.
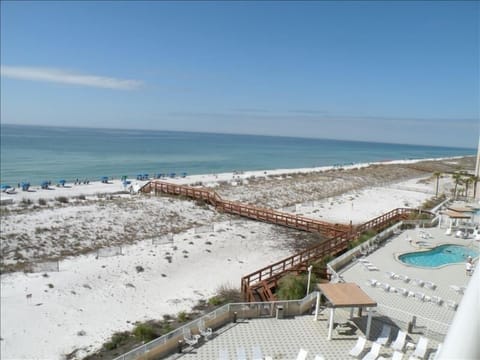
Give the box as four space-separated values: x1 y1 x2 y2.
349 336 367 357
366 265 380 271
414 292 425 301
376 324 392 345
367 279 378 287
412 279 424 287
296 348 308 360
431 296 443 306
398 274 410 283
449 285 464 294
362 342 382 360
314 355 325 360
385 271 399 279
391 330 407 351
198 318 213 339
424 281 436 290
397 288 408 297
183 327 200 346
446 300 458 310
409 337 428 360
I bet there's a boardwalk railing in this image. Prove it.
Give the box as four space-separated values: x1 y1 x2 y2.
141 181 350 237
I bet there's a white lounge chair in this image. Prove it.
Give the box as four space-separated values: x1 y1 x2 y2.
314 355 325 360
183 328 200 346
386 271 399 279
296 348 308 360
445 228 452 236
424 281 436 290
446 300 458 310
349 336 367 357
397 288 408 297
366 265 380 271
362 342 382 360
431 296 443 306
391 330 407 351
367 279 378 287
398 274 410 283
449 285 464 294
198 319 213 339
409 337 428 360
414 292 425 301
412 279 424 287
380 283 391 292
376 324 391 345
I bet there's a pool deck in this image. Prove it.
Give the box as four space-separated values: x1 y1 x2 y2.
165 226 477 359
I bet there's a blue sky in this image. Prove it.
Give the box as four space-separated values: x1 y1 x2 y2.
1 1 478 148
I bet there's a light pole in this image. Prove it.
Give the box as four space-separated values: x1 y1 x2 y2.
306 265 313 296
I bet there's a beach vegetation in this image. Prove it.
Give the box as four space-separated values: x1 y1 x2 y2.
276 273 317 300
20 198 32 207
133 323 156 342
177 311 189 322
38 198 47 206
103 331 131 350
55 196 69 204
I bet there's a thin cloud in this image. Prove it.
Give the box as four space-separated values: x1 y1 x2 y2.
1 65 143 90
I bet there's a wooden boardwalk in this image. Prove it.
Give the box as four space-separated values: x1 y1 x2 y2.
140 181 431 302
142 181 351 237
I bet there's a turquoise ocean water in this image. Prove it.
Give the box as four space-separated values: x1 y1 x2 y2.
0 124 475 185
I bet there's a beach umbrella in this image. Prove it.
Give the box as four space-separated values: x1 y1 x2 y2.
0 184 11 190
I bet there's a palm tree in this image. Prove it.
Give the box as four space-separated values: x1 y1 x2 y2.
464 177 473 198
433 172 441 197
452 173 463 199
472 175 480 199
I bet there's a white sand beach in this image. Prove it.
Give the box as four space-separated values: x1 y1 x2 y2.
0 158 469 359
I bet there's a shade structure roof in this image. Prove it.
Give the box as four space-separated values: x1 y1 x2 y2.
442 210 472 219
317 283 377 308
447 206 474 213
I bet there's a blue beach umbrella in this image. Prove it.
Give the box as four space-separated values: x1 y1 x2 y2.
1 184 11 190
58 179 66 186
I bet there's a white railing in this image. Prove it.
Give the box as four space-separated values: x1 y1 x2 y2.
113 292 318 360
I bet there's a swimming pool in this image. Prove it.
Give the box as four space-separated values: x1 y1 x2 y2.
399 244 479 268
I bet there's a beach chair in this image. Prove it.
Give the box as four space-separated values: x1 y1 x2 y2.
296 348 308 360
412 279 424 287
398 274 410 283
385 271 399 279
424 281 436 290
397 288 408 297
378 351 404 360
362 342 382 360
349 336 367 357
366 264 380 271
446 300 458 310
376 324 392 345
198 318 213 339
431 296 443 306
314 355 325 360
367 279 378 287
183 328 200 346
449 285 464 294
380 283 391 292
391 330 407 351
445 228 452 236
409 337 428 360
414 292 425 302
236 347 247 360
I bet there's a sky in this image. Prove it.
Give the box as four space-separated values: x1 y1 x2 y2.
1 1 479 148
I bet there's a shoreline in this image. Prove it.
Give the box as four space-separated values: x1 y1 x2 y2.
0 155 476 359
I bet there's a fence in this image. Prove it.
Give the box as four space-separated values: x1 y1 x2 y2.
113 292 318 360
375 304 450 342
32 260 60 272
97 246 123 257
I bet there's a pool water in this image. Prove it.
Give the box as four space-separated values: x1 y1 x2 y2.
399 244 479 268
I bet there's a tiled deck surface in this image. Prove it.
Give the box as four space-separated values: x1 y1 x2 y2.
167 226 477 359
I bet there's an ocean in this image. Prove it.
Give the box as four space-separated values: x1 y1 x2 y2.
0 124 475 185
